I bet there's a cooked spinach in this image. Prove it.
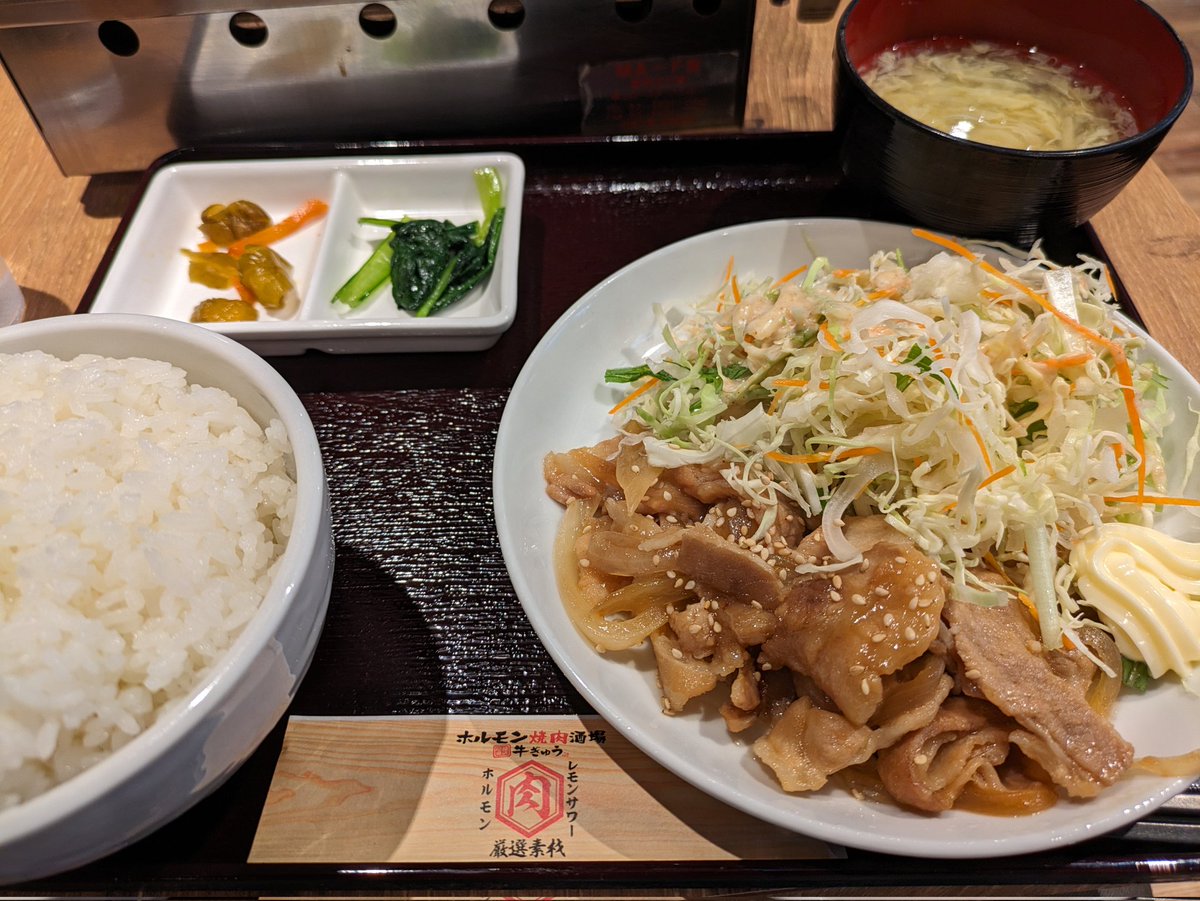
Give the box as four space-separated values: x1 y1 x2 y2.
331 167 505 317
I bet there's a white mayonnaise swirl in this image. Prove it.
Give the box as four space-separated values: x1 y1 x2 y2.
1071 522 1200 694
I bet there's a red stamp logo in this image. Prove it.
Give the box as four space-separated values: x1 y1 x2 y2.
495 761 564 837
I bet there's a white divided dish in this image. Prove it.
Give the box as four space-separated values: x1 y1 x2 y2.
88 153 524 355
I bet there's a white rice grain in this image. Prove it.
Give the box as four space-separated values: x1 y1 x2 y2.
0 351 295 809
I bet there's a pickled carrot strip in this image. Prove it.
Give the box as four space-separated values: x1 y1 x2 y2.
233 281 256 304
204 199 329 257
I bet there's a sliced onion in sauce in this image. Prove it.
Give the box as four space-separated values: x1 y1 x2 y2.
616 443 662 514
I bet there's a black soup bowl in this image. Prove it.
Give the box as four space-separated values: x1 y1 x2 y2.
835 0 1193 245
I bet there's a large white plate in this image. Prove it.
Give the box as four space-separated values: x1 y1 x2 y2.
493 217 1200 859
88 152 523 355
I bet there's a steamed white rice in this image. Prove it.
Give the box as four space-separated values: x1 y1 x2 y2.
0 351 296 809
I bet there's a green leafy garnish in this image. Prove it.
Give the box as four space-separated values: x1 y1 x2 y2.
795 328 819 348
1009 398 1040 419
604 361 751 386
721 363 752 380
895 344 934 391
1121 657 1152 693
604 364 659 384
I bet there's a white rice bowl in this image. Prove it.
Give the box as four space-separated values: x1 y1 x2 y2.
0 314 331 885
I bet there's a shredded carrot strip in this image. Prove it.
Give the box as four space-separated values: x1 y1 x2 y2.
944 465 1014 513
767 446 883 466
1104 265 1120 303
1016 590 1074 649
1018 592 1039 620
912 228 1146 494
609 377 658 415
1039 352 1093 369
732 275 742 304
720 256 734 289
980 289 1005 300
772 265 808 288
203 199 329 257
819 320 843 352
982 551 1008 579
978 464 1016 490
764 379 829 415
959 412 994 475
233 281 255 304
1110 444 1124 471
1104 495 1200 508
866 289 894 301
832 268 859 279
984 569 1070 653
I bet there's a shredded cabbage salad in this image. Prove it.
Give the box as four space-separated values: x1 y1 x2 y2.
605 231 1184 660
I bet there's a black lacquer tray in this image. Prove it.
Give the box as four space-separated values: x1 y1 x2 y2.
16 133 1196 898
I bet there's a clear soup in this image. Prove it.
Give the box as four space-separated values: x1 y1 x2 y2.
859 38 1138 152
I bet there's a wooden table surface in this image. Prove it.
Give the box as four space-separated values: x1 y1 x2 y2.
1 4 1200 895
0 0 1198 362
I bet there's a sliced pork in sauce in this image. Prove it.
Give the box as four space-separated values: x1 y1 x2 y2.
662 464 741 504
676 525 787 610
869 655 954 749
877 697 1014 812
545 440 711 521
762 517 946 725
722 661 764 733
944 597 1133 797
651 631 719 712
753 697 876 792
544 438 623 506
